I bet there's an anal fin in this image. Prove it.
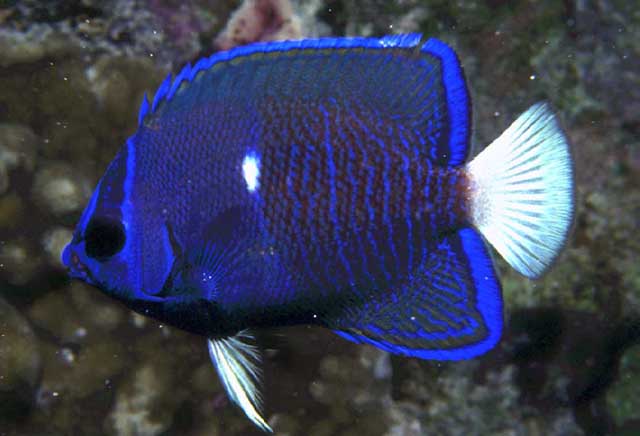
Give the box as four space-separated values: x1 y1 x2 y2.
208 331 272 432
331 228 503 360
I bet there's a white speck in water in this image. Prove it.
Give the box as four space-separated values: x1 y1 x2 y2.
74 327 87 338
410 316 416 321
242 154 260 192
529 74 536 80
132 313 147 328
494 111 501 117
60 347 75 364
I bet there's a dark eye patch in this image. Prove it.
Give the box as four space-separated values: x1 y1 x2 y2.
84 217 126 260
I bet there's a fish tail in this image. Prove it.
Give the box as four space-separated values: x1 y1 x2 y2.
466 103 574 278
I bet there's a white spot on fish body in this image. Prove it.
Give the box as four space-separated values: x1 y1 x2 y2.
242 154 260 192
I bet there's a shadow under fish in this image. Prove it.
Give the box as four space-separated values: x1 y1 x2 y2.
61 34 575 431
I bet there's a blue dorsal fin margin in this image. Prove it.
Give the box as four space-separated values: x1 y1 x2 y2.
167 63 191 101
421 39 470 166
137 93 150 127
151 74 172 113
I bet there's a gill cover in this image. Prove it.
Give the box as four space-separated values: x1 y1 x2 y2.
62 142 173 301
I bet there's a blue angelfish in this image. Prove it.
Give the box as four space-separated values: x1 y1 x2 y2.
62 34 574 431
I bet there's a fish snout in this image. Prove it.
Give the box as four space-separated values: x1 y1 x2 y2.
61 244 89 280
61 243 73 267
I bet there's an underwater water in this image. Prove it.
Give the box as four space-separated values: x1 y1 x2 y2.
0 0 638 435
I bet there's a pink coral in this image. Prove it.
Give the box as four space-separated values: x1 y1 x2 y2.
147 0 209 45
214 0 302 51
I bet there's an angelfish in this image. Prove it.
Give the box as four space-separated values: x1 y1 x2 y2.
62 34 574 431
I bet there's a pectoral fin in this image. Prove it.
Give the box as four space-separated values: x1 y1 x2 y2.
208 332 272 432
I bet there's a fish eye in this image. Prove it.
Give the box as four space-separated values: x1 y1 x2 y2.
84 217 126 261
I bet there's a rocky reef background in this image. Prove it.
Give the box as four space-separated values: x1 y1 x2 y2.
0 0 638 435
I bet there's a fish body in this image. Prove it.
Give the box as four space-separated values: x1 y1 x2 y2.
62 34 574 431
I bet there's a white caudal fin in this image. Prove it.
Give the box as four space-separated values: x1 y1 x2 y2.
467 103 574 278
208 332 272 432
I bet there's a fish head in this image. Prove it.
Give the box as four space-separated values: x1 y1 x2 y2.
61 144 161 302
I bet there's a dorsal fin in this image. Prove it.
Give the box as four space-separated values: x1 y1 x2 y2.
136 34 424 127
135 34 471 166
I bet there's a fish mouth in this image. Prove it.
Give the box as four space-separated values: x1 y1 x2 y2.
61 243 73 268
61 244 92 282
